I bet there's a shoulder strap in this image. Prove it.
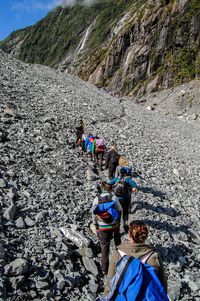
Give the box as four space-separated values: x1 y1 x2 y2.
118 250 154 264
111 256 134 301
139 250 154 264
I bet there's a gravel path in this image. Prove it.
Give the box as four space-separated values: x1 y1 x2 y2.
0 50 200 300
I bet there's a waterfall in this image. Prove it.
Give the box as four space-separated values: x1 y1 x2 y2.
77 24 92 54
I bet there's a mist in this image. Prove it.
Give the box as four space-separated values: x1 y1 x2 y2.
60 0 98 7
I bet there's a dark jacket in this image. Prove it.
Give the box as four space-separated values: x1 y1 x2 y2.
104 242 167 296
105 150 119 169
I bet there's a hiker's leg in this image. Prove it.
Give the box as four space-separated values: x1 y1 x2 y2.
109 164 116 179
113 226 121 247
99 230 112 273
99 151 104 169
119 198 126 222
95 150 99 165
123 197 130 223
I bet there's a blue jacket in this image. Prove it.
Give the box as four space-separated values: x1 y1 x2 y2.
93 201 119 220
85 135 94 152
109 176 138 199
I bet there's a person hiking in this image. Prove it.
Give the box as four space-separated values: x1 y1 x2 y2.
92 183 122 273
103 220 168 299
92 136 105 171
105 146 120 180
85 133 95 160
75 118 84 145
115 157 132 178
109 168 138 232
81 132 87 152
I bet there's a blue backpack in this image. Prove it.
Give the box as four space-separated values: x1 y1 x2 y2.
100 250 169 301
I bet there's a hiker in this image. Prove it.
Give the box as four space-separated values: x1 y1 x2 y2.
85 133 95 160
103 220 168 300
92 183 122 273
109 168 138 231
105 146 120 180
81 132 87 152
75 118 84 145
92 136 105 170
115 156 132 178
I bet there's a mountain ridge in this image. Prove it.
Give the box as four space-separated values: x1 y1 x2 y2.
0 0 200 96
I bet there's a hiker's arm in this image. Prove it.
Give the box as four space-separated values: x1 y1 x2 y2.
92 198 99 229
105 151 110 169
113 197 122 217
127 178 138 189
104 251 120 296
108 177 117 185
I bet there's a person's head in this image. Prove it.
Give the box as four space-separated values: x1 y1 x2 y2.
87 133 92 137
110 146 116 151
103 183 112 192
120 168 127 176
119 157 127 166
128 220 148 244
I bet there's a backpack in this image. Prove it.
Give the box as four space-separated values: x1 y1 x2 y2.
96 138 105 151
100 250 169 301
110 151 119 165
113 178 129 197
89 137 95 143
96 194 114 223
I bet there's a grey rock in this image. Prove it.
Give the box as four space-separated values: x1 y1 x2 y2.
0 179 7 188
0 244 5 259
82 257 98 276
24 216 35 227
15 217 26 229
3 203 16 221
9 276 26 289
60 227 90 248
4 258 28 276
36 280 49 290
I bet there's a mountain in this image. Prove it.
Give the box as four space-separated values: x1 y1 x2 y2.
1 0 200 95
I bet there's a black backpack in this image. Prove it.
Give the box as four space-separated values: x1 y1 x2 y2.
110 151 119 165
113 178 129 197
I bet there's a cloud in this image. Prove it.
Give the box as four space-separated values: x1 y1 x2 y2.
59 0 98 7
11 0 98 13
11 0 63 13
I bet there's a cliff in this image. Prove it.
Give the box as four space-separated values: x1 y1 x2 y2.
0 0 200 95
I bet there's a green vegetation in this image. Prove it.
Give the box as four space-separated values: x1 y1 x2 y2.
0 0 200 95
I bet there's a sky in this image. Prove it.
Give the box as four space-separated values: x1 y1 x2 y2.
0 0 64 41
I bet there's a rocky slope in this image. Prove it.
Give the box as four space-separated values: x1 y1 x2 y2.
1 0 200 96
0 49 200 301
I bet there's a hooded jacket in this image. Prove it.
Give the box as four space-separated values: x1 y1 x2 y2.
104 242 167 296
85 135 94 152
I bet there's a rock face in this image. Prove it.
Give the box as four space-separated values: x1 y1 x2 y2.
0 49 200 300
1 0 200 96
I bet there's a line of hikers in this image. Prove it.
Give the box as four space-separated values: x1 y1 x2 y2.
75 119 169 301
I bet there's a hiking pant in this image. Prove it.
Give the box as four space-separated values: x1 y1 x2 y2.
118 197 131 222
108 164 117 180
99 226 121 273
81 139 86 151
95 150 104 168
